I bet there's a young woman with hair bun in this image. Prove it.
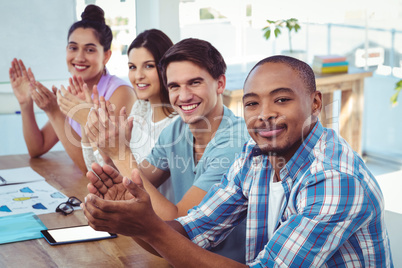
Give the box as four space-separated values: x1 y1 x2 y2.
8 4 135 172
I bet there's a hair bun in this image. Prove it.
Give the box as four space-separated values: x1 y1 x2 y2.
81 4 105 24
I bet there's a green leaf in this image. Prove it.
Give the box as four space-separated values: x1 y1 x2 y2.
261 17 300 49
274 28 281 37
391 79 402 107
391 91 399 106
263 30 271 39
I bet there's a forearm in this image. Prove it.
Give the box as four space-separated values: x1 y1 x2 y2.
110 147 138 179
81 126 103 171
47 108 87 173
71 106 90 127
132 237 161 257
131 220 188 257
19 101 56 157
81 142 98 172
80 125 95 151
141 175 178 220
143 220 247 268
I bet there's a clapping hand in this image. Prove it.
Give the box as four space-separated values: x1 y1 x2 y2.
86 163 132 200
30 81 59 113
85 96 133 159
67 76 89 101
83 164 158 237
8 58 35 106
57 76 98 125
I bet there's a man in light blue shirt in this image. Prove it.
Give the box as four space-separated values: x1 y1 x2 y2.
83 38 249 263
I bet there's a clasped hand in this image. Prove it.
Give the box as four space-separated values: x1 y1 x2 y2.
82 163 158 237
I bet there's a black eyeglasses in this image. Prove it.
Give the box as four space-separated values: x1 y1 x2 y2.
56 196 82 215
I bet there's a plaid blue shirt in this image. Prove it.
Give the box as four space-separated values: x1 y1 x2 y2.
177 122 393 267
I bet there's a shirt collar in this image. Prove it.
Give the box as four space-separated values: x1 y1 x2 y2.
249 139 262 156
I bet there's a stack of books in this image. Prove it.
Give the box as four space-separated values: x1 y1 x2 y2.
312 55 348 74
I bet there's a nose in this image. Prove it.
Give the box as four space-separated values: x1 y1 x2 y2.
258 104 276 121
75 49 85 62
178 86 193 102
135 67 145 80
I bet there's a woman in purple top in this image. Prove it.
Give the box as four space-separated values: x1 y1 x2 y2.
8 5 135 173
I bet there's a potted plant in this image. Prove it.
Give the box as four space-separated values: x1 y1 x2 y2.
391 79 402 107
262 18 306 61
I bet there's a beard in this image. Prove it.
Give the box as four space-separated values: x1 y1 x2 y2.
259 144 290 157
258 135 304 162
256 121 314 159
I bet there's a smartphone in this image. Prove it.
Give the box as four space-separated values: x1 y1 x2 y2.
41 225 117 245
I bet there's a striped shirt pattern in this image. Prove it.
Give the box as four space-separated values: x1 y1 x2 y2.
177 122 393 267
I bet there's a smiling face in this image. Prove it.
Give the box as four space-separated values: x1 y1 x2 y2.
128 47 161 103
166 61 225 125
66 27 111 86
243 62 321 161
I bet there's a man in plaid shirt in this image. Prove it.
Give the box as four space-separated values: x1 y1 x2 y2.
83 55 393 267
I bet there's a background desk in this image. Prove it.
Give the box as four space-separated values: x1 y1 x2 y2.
223 70 373 155
0 151 171 268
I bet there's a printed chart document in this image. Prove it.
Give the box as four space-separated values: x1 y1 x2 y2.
0 167 71 216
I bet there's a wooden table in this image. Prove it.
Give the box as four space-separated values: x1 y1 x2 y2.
223 69 373 155
0 151 171 268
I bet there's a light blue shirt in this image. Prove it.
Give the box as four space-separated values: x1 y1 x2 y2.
147 106 249 204
146 106 250 263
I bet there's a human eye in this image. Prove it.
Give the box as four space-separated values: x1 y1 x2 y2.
67 45 77 51
190 80 201 86
244 101 258 107
275 97 291 103
128 64 136 70
86 47 96 53
168 84 179 91
145 63 155 69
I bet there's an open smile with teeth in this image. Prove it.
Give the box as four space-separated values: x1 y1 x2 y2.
137 83 149 89
180 103 199 111
74 65 88 70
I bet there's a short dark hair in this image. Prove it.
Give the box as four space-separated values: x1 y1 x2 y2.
127 29 174 116
67 5 113 52
159 38 226 86
245 55 316 93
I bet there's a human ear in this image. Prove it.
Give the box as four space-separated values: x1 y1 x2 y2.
216 74 226 95
312 91 322 117
103 50 112 65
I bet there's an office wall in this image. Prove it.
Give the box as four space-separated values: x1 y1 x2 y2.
135 0 180 43
362 75 402 161
0 0 75 83
0 0 76 115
